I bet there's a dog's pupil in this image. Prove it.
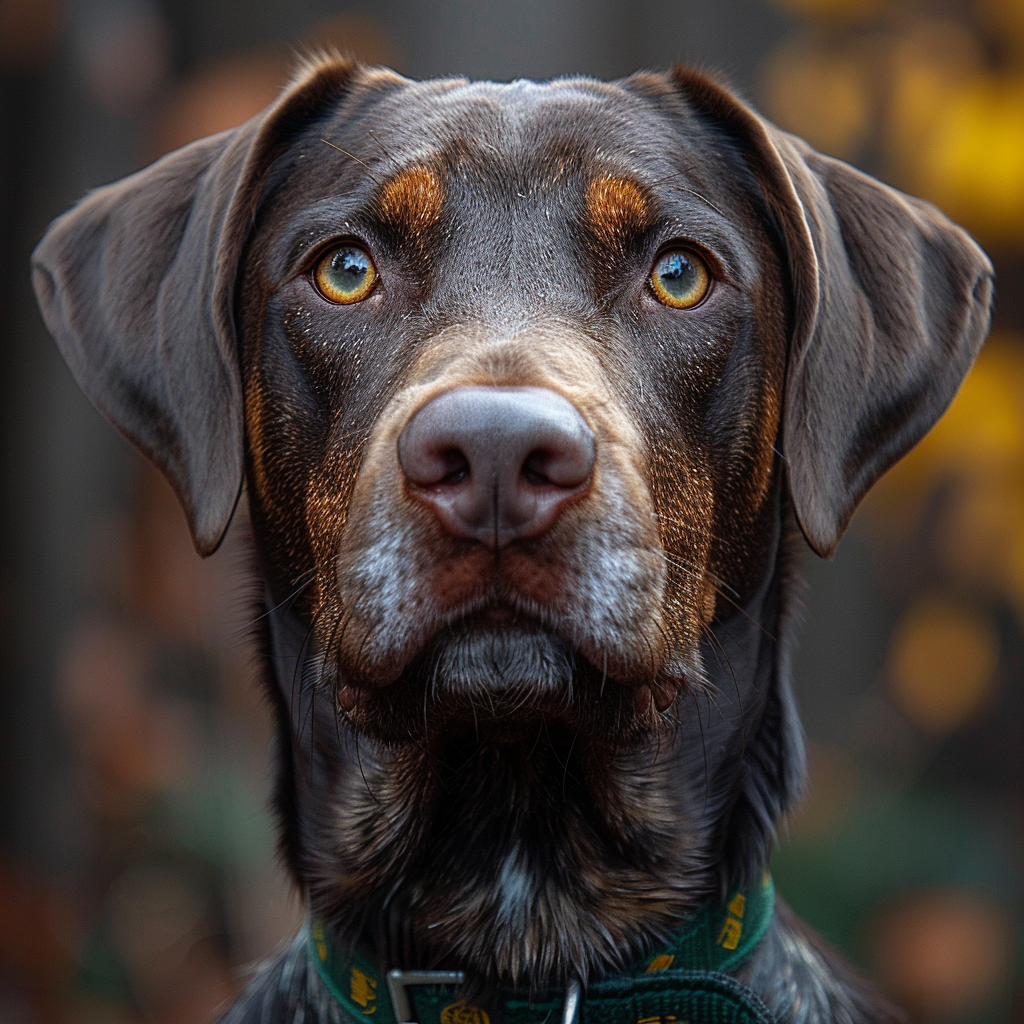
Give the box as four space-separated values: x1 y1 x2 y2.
332 248 369 286
659 252 696 296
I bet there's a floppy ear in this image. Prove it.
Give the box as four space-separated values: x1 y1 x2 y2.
672 68 995 557
32 57 361 554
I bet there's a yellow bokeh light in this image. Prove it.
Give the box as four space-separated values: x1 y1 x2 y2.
877 20 1024 241
764 14 1024 243
868 336 1024 622
916 336 1024 475
886 596 999 735
916 76 1024 242
885 21 984 169
872 334 1024 498
760 38 872 159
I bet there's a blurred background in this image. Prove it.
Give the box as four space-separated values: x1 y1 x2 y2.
0 0 1022 1020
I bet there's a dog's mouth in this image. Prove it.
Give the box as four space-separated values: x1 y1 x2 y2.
341 605 664 746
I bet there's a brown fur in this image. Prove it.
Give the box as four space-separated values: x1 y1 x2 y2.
376 165 446 234
586 174 654 253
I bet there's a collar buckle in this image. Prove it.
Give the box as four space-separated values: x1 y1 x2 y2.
386 970 466 1024
386 971 581 1024
562 980 582 1024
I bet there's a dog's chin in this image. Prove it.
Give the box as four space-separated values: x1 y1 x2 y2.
345 617 649 747
320 616 702 992
433 620 572 696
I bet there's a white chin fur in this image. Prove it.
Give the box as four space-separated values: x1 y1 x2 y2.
432 626 573 695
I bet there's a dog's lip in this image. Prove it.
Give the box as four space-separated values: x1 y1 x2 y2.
437 595 559 636
477 604 517 624
429 603 559 649
354 599 654 695
636 680 679 712
440 601 561 640
336 591 680 706
423 606 684 711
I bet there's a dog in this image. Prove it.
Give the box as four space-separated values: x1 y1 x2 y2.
32 57 992 1024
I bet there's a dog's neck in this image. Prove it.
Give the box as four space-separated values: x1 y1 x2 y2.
260 485 803 992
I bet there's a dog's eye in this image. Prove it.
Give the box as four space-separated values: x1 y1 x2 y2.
313 244 377 304
650 249 710 309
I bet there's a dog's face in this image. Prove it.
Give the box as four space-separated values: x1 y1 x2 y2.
238 74 789 749
33 60 992 991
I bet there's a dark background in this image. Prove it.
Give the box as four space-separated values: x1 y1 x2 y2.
1 0 1022 1020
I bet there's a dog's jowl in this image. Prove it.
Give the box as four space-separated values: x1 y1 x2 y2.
33 59 993 1024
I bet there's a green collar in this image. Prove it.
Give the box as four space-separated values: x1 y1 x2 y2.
309 874 776 1024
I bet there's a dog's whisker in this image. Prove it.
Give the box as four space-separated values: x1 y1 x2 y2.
688 686 711 814
245 567 317 630
652 538 736 596
320 607 356 768
290 609 317 715
328 577 377 701
643 173 727 217
699 621 740 714
318 606 346 690
319 138 383 182
309 665 318 787
365 128 394 162
353 734 382 808
659 547 777 642
294 605 328 775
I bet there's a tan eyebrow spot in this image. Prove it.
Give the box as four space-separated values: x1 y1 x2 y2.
586 175 652 247
377 166 444 231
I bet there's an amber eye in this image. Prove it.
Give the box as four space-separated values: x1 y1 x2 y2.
650 249 710 309
313 244 377 303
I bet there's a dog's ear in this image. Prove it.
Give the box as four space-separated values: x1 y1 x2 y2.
671 68 994 558
32 57 365 555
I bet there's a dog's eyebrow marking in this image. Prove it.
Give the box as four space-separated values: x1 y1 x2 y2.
376 166 445 231
586 174 653 248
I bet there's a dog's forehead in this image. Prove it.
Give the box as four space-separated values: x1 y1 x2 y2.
294 73 744 206
359 77 675 162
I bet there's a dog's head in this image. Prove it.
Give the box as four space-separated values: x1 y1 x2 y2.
33 58 992 989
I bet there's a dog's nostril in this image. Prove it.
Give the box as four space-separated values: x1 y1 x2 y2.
439 449 470 485
398 442 471 488
522 450 552 486
398 386 596 548
522 444 593 488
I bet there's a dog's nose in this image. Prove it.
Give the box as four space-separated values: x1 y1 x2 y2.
398 386 595 549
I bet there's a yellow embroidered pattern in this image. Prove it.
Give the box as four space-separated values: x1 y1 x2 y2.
440 1000 490 1024
717 892 747 951
350 967 377 1013
645 954 675 973
312 922 328 963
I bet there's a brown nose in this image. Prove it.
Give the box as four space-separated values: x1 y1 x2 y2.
398 386 595 549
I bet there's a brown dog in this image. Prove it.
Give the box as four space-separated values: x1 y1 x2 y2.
32 57 992 1024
